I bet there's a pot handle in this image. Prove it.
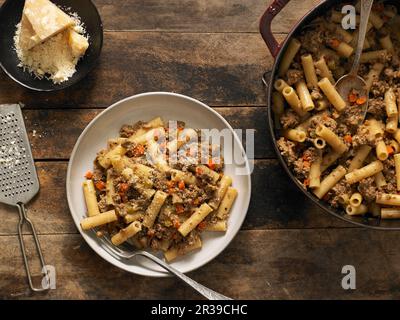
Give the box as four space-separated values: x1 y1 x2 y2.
259 0 291 58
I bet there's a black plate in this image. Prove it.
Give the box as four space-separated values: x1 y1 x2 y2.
0 0 103 91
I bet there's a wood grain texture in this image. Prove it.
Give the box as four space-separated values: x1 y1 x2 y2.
22 107 274 160
0 0 322 33
0 32 273 108
0 160 348 237
2 229 400 299
93 0 322 33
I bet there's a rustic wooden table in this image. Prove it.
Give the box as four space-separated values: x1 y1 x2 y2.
1 0 400 300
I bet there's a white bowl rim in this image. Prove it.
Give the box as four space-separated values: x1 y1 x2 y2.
66 91 252 277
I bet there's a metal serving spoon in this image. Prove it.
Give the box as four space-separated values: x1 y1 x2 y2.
335 0 374 123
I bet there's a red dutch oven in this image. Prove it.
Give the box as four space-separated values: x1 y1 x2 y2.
259 0 400 229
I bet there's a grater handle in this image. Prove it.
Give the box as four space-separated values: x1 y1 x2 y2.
17 203 50 292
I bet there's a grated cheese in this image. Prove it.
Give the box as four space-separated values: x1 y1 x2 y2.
13 2 89 84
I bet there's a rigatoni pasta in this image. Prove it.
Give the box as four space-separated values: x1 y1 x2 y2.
275 2 400 220
80 117 238 261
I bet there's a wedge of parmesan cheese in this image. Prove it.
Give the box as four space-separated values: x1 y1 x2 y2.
68 29 89 58
19 0 75 50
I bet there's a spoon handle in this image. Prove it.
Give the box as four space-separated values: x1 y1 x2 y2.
351 0 374 75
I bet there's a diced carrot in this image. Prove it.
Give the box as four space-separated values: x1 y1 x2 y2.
356 96 367 105
167 180 176 188
133 144 145 157
173 220 181 229
84 171 93 179
207 159 216 170
197 221 207 231
303 179 310 187
329 38 340 48
196 167 203 175
175 204 185 214
303 160 310 168
344 135 352 143
387 146 394 155
94 181 106 190
119 183 129 194
302 154 310 161
348 93 358 103
178 180 185 190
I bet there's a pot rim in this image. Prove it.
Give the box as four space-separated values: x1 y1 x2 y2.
264 0 400 230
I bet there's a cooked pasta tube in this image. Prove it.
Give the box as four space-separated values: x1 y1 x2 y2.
204 220 227 232
376 193 400 206
386 115 398 133
380 34 394 53
83 180 100 217
164 236 202 262
360 50 388 63
389 140 400 154
313 165 346 199
178 203 213 237
142 191 168 228
274 79 290 92
315 124 347 154
394 129 400 145
369 10 384 29
349 193 363 208
127 117 164 142
338 194 350 206
282 86 307 116
309 151 322 189
209 175 232 209
365 63 384 91
313 137 326 149
296 81 315 111
385 88 398 117
345 160 384 184
124 212 144 224
318 78 346 112
320 151 341 173
334 26 353 43
171 169 197 185
195 165 220 184
395 154 400 191
98 145 126 169
278 38 301 77
315 57 335 84
111 221 142 246
283 129 307 143
348 145 372 172
315 99 329 111
331 41 354 58
374 171 387 188
216 187 238 219
81 210 118 230
301 54 319 89
376 140 389 161
381 208 400 219
346 204 368 216
366 119 384 139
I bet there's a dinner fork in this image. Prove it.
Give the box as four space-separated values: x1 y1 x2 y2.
97 234 232 300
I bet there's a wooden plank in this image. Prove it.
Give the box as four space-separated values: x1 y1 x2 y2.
22 107 274 160
2 229 400 299
0 32 273 108
0 161 349 236
0 0 322 33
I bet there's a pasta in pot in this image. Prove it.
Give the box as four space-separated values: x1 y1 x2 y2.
274 1 400 220
80 117 238 261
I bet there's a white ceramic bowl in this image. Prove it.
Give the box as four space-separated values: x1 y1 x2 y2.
66 92 251 277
